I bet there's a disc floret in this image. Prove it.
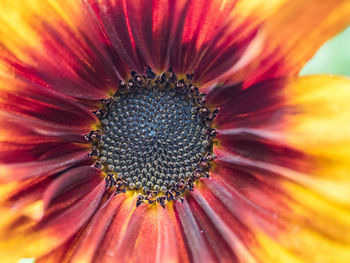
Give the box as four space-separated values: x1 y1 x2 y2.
87 67 218 206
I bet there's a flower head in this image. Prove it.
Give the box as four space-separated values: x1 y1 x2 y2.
1 0 350 262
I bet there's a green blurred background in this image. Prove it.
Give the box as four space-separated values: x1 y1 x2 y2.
300 26 350 77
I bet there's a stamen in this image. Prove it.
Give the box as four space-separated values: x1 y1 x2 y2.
88 68 218 206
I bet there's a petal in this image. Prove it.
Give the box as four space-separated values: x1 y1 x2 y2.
37 178 116 263
85 0 147 74
123 0 253 78
36 228 87 263
187 188 258 263
201 173 283 234
0 0 125 100
166 201 194 263
71 193 127 263
213 78 283 128
212 148 350 263
75 193 180 263
42 166 104 210
0 76 97 134
0 76 95 180
0 144 90 182
92 194 137 262
0 167 105 261
86 0 285 84
215 130 309 172
173 198 216 262
113 202 179 263
1 175 54 211
215 76 350 203
212 76 350 262
2 0 322 91
243 0 350 87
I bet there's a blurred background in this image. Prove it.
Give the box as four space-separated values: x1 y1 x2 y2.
300 26 350 77
17 25 350 263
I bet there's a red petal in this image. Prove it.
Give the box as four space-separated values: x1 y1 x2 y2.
119 0 174 71
71 193 127 262
188 189 258 263
117 205 179 263
43 166 104 210
87 0 261 85
212 78 284 129
2 175 54 210
0 77 97 133
0 139 90 164
174 198 216 262
86 0 147 74
205 82 242 107
93 196 137 261
0 145 89 182
207 149 350 262
215 129 309 172
166 203 192 263
208 163 290 233
91 195 179 263
36 228 86 263
35 179 106 251
0 76 95 168
202 175 285 235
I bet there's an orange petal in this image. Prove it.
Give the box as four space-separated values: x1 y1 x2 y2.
173 198 217 262
91 194 137 262
243 0 350 87
112 201 179 263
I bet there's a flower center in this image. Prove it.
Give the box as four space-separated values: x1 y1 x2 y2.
88 68 217 206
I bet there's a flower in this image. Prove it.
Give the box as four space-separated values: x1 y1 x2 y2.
1 0 350 262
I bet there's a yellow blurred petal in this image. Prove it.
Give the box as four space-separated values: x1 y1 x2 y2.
254 232 306 263
242 0 350 86
281 76 350 201
249 76 350 205
233 0 285 23
254 185 350 263
217 76 350 262
251 181 350 263
22 200 44 221
0 0 83 65
284 76 350 154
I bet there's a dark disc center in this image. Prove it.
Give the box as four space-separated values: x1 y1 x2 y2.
98 86 209 194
